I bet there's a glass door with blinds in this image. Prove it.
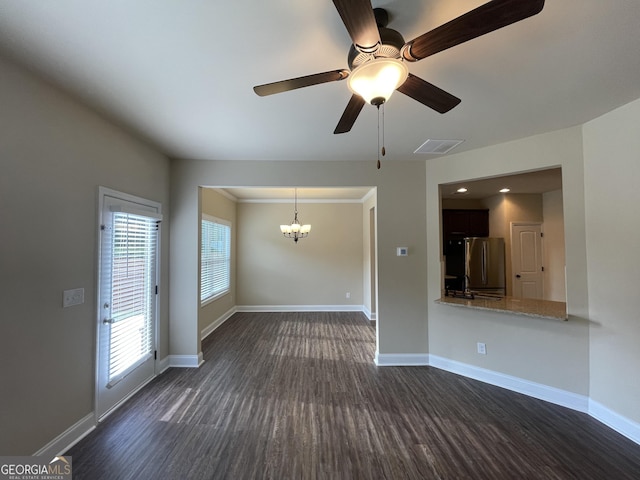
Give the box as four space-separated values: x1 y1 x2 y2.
96 188 162 420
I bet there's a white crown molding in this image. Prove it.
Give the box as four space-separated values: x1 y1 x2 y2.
237 198 367 204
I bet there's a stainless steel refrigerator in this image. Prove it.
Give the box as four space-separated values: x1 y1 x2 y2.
464 237 506 295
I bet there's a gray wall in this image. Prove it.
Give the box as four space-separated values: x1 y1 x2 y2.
0 55 171 455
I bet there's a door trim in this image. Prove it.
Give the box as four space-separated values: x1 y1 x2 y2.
95 186 162 422
510 221 543 299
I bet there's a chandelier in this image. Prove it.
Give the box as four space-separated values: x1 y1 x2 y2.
280 188 311 243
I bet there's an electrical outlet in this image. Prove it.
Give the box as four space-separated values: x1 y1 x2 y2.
63 288 84 308
477 342 487 355
346 292 351 299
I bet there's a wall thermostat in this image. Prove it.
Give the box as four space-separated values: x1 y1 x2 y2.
397 247 408 256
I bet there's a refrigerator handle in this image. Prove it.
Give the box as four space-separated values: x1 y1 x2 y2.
481 242 487 285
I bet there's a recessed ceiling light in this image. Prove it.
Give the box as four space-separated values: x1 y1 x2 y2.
457 187 468 193
499 188 510 193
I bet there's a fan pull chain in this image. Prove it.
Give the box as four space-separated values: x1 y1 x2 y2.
377 104 386 169
381 103 386 157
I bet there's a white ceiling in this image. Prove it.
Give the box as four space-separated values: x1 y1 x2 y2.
1 0 639 167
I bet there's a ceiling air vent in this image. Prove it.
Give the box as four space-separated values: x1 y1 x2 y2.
414 139 464 155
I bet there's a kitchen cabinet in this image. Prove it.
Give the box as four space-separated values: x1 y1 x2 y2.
442 209 489 246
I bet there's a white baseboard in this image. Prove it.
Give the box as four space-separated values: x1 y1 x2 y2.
158 354 171 374
589 399 640 445
34 413 95 457
159 308 230 372
201 306 237 340
362 306 377 322
376 353 640 445
236 304 365 312
375 352 430 366
428 354 589 413
165 353 204 368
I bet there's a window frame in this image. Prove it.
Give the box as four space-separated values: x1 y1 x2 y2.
200 213 232 306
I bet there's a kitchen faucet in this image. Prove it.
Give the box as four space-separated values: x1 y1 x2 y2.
462 274 474 298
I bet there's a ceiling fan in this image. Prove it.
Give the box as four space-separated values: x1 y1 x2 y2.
253 0 545 135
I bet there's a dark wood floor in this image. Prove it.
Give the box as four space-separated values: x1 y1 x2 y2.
68 312 640 479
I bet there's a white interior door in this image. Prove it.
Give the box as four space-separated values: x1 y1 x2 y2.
96 188 161 420
511 222 543 299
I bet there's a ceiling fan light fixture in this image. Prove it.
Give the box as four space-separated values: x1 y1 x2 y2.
347 58 409 105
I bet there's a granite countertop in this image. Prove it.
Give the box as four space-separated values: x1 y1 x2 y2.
436 293 568 320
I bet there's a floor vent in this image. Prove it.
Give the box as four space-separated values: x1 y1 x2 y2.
414 139 464 155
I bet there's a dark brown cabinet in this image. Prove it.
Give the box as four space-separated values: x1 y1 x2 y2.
442 209 490 289
442 209 489 245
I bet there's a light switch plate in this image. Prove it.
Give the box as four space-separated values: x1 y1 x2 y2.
63 288 84 308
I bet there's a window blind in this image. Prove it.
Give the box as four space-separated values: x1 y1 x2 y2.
107 212 158 386
201 216 231 304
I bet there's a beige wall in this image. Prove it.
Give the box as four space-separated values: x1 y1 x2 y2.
543 190 566 302
426 126 590 395
0 55 171 455
200 191 367 325
484 194 507 239
583 98 640 424
200 188 237 334
236 201 364 307
362 191 377 319
171 161 428 361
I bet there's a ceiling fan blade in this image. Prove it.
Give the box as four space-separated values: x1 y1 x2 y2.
254 69 349 96
403 0 545 62
334 94 366 134
332 0 381 53
396 74 461 114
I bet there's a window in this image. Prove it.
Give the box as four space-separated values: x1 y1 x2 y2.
201 214 231 304
107 211 159 384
